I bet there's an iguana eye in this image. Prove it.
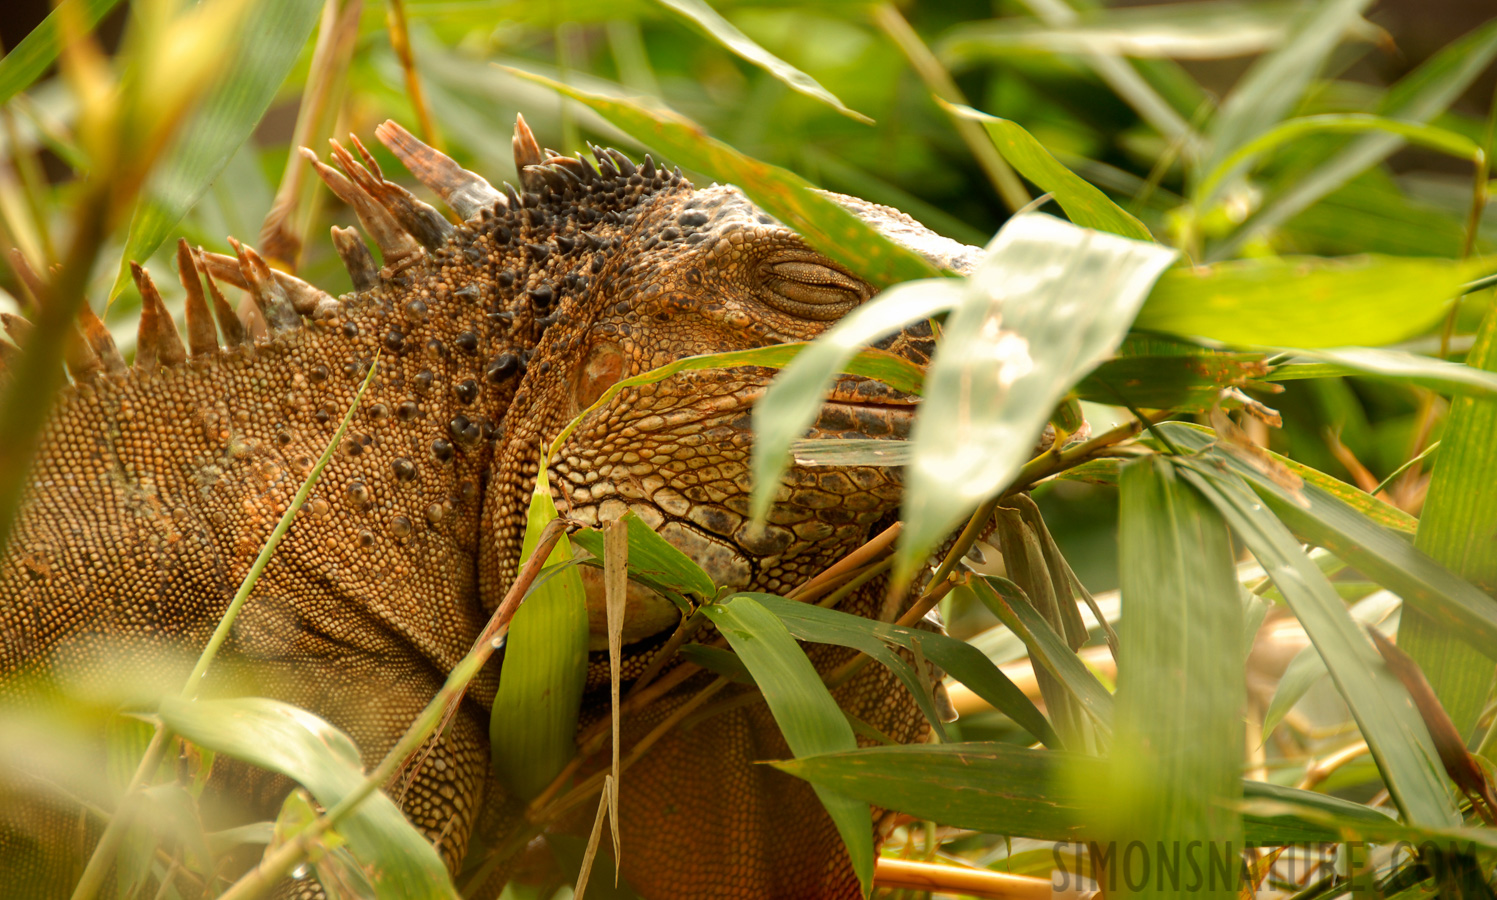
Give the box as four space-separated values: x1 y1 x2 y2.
761 258 869 321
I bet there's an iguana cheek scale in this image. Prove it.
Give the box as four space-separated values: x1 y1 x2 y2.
0 114 971 900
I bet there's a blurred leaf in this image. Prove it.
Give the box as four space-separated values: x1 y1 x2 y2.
1268 346 1497 399
1402 303 1497 740
1110 456 1243 898
571 510 716 603
1198 114 1482 209
1135 255 1495 347
756 595 1059 748
970 576 1114 738
946 105 1154 242
0 0 123 108
654 0 871 124
490 469 589 800
772 742 1397 844
1262 590 1401 739
701 594 873 897
502 67 939 288
749 277 958 522
789 438 912 467
1217 17 1497 259
1172 461 1462 827
898 213 1175 578
938 0 1380 62
1160 423 1497 656
110 0 324 299
157 696 457 898
1200 0 1374 195
1077 350 1272 411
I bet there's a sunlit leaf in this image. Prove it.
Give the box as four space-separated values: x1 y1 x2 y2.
571 509 716 603
1135 255 1496 348
701 594 873 896
1268 345 1497 399
157 696 457 898
946 104 1155 242
110 0 324 299
654 0 871 123
502 67 939 288
489 469 589 800
0 0 123 108
898 213 1175 578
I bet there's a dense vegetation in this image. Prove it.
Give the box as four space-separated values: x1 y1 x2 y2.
1 0 1495 897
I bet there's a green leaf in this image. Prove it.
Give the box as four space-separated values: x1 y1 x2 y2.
1135 255 1496 348
653 0 871 124
945 105 1155 242
1268 346 1497 399
1171 461 1462 827
1196 114 1482 209
771 742 1397 844
754 595 1059 748
501 67 939 288
1402 302 1497 740
787 438 913 468
898 213 1175 577
0 0 124 108
489 469 590 800
1111 456 1244 898
157 696 457 899
110 0 324 298
750 278 960 520
1262 590 1401 739
1159 423 1497 657
571 510 716 604
969 577 1114 738
1216 17 1497 259
1200 0 1374 195
700 595 872 897
937 0 1380 63
1077 349 1273 411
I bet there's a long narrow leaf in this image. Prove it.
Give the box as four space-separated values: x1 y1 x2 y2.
0 0 123 108
1269 345 1497 400
899 213 1175 577
1174 461 1461 827
110 0 324 298
701 595 873 896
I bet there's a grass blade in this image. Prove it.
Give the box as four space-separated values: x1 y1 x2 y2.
1113 457 1245 897
109 0 324 299
1135 255 1496 348
158 696 457 899
945 104 1155 242
655 0 871 124
0 0 123 108
489 468 589 800
502 66 938 288
701 595 873 896
1174 461 1462 827
1401 304 1497 739
571 510 717 604
898 213 1175 578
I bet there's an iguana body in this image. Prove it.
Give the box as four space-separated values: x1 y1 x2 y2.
0 117 970 898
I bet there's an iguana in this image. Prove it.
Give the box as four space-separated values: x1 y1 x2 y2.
0 116 976 899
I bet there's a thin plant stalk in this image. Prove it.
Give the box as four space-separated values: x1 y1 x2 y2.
385 0 440 150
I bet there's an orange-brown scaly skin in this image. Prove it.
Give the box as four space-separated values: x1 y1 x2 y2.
0 123 961 899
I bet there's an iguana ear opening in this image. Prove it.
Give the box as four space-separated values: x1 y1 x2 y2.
574 341 625 410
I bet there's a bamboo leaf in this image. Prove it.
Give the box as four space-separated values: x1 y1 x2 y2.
654 0 871 123
771 742 1398 845
945 104 1155 242
1111 456 1244 898
1401 303 1497 740
1172 461 1462 827
502 67 939 288
700 594 873 897
1135 255 1496 348
489 468 589 800
898 213 1175 578
157 696 457 899
1268 346 1497 400
1077 349 1273 411
110 0 324 299
571 510 716 603
754 595 1059 748
0 0 123 108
